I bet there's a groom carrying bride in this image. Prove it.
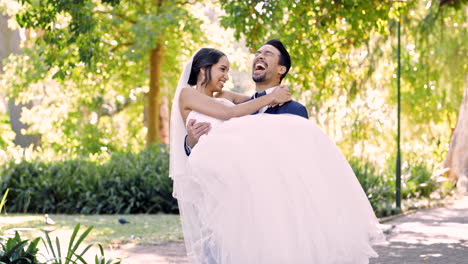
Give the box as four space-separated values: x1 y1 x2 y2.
184 39 308 155
170 38 384 264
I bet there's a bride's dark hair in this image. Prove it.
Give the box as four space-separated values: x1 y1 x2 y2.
188 48 226 86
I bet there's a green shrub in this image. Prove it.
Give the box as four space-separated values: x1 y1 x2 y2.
385 153 441 199
349 158 395 216
353 155 448 216
0 225 120 264
0 232 40 264
402 162 437 199
0 145 177 214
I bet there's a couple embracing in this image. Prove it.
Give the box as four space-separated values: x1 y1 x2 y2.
169 39 384 264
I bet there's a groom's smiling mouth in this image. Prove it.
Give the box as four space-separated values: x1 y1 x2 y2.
254 62 267 74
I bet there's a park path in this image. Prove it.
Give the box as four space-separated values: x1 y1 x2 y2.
106 196 468 264
102 241 188 264
370 195 468 264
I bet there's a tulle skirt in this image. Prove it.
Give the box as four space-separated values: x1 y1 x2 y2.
173 114 384 264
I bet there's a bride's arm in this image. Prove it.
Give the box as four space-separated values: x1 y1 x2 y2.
215 91 251 104
180 87 290 120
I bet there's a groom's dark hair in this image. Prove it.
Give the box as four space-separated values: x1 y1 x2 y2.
188 48 226 86
264 39 291 82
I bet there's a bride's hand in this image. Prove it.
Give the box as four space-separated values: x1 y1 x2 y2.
270 85 291 105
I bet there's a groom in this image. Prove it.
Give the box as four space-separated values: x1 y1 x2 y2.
184 39 308 155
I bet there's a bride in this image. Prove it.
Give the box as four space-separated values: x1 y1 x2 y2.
170 48 384 264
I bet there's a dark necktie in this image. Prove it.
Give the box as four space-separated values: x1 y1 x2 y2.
252 91 267 114
254 91 267 98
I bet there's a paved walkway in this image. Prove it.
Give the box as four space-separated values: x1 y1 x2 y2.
108 196 468 264
370 195 468 264
104 242 187 264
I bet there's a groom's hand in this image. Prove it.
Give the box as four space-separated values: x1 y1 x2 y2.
186 119 211 148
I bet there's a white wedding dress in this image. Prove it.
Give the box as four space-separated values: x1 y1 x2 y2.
173 98 384 264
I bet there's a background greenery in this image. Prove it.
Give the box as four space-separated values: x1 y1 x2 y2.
0 146 176 214
0 0 466 216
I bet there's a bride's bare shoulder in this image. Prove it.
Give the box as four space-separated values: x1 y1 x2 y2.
180 87 195 95
179 87 198 99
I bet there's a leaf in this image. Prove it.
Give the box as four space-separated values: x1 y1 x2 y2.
43 231 59 263
0 189 9 213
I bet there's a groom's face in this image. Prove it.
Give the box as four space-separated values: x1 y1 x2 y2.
252 45 282 83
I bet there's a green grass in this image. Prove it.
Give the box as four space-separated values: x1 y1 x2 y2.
0 214 183 246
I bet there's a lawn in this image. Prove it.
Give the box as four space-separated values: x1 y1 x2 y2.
0 213 183 246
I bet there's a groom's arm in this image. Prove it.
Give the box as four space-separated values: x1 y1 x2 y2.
184 119 211 156
270 100 309 119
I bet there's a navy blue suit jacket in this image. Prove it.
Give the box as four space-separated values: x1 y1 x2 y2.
184 93 309 155
262 100 308 119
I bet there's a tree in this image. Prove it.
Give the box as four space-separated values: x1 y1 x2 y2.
219 0 403 101
0 12 42 148
445 78 468 193
218 0 414 163
11 0 203 146
443 4 468 193
219 1 467 188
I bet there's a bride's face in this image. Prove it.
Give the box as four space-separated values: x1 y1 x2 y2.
207 56 230 93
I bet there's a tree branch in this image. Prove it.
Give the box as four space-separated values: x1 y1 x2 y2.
112 28 133 40
114 12 137 24
110 42 136 52
96 10 137 24
174 0 196 5
440 0 458 7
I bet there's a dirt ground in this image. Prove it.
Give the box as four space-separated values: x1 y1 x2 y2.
102 242 188 264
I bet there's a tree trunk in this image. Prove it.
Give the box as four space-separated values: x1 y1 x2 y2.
146 41 164 146
444 74 468 194
1 14 41 148
7 99 42 148
159 95 169 144
0 14 21 72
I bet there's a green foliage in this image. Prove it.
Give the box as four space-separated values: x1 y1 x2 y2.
402 162 437 199
350 159 394 208
0 113 15 149
2 0 205 148
350 155 449 217
0 145 176 214
349 159 395 217
0 225 120 264
440 179 456 196
41 224 120 264
0 189 8 214
0 0 464 215
397 1 467 125
93 244 120 264
219 0 402 96
0 232 40 264
8 0 204 93
219 1 465 199
440 0 468 9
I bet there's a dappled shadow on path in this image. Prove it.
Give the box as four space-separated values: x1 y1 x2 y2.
398 207 468 226
371 196 468 264
371 240 468 264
